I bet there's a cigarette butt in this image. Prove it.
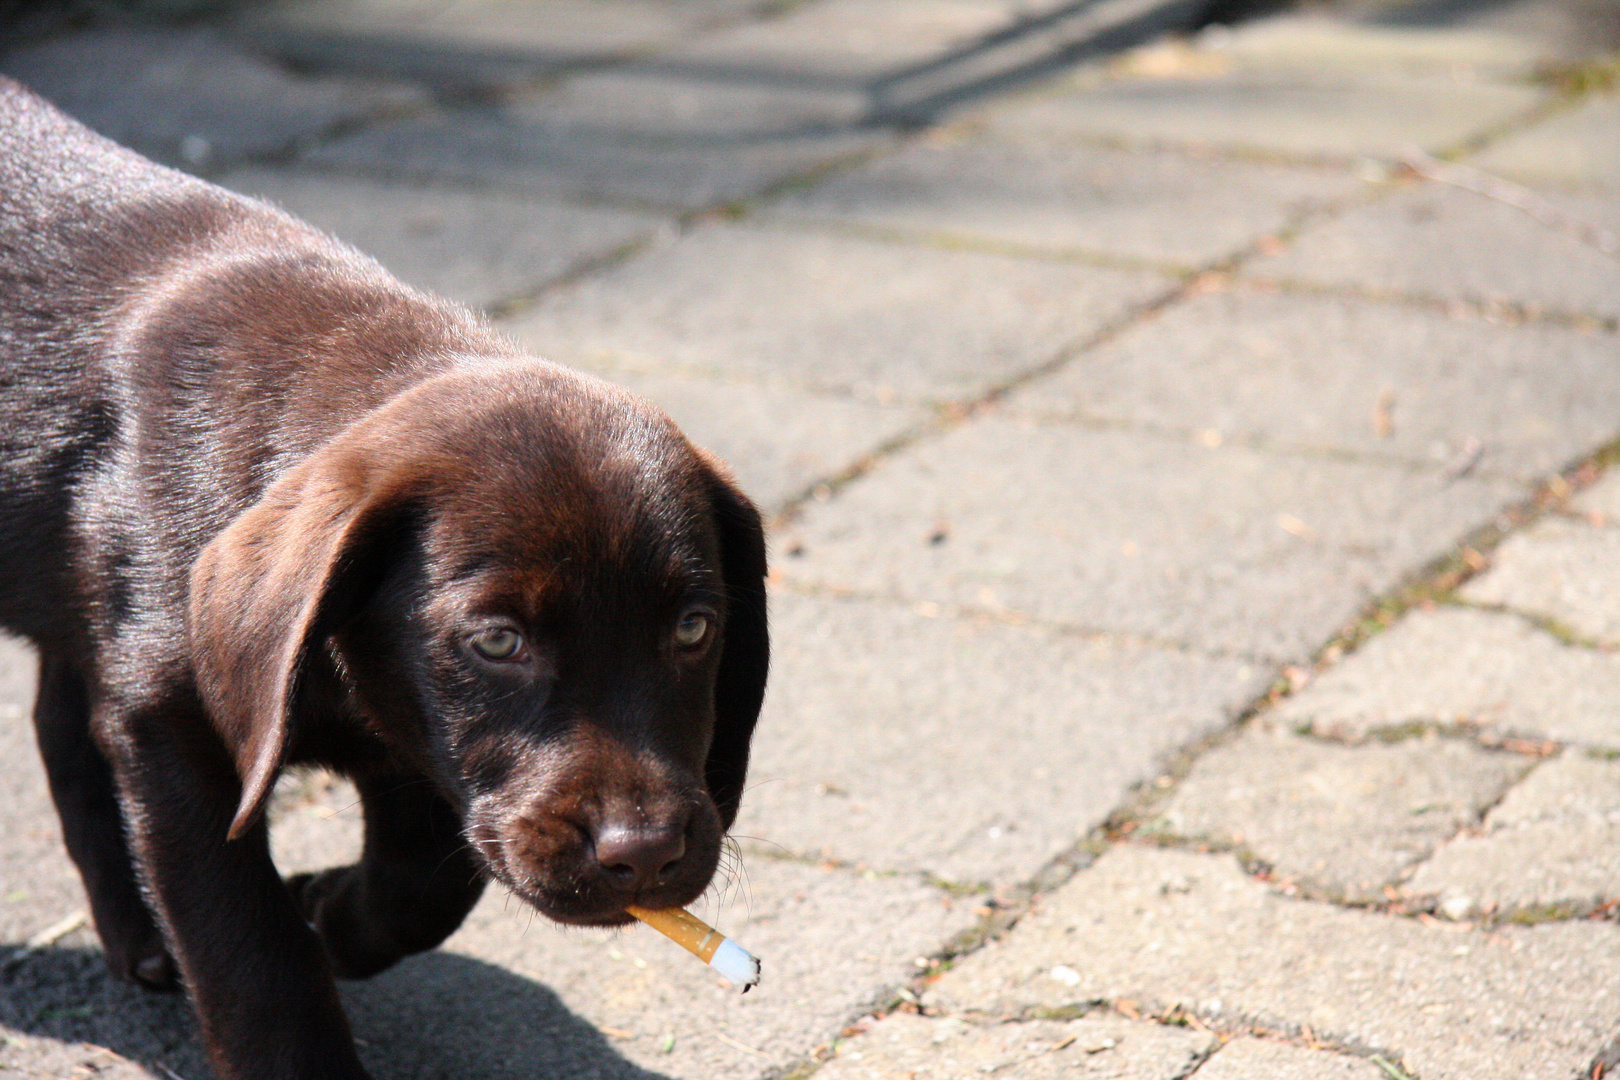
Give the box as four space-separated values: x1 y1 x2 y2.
626 906 761 992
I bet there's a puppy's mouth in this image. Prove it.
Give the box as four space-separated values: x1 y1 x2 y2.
466 807 723 928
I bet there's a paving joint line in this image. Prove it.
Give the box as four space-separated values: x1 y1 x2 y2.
480 233 664 322
740 211 1198 277
728 838 994 897
1231 271 1620 335
1022 999 1416 1079
1447 597 1617 652
766 576 1291 668
942 114 1386 174
983 400 1546 486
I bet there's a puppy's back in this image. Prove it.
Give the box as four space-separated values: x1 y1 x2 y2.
0 79 508 640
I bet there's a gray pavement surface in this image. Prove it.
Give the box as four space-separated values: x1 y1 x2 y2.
2 0 1620 1078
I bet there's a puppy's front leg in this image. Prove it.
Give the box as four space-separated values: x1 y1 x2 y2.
32 650 177 990
104 699 372 1080
288 770 486 979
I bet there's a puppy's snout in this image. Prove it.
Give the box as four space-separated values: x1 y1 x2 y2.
594 819 688 892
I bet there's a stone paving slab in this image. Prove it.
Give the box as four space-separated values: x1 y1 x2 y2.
308 103 883 210
1405 751 1620 916
0 638 81 950
526 368 927 514
767 131 1359 267
777 416 1517 659
1471 91 1620 196
0 27 426 171
216 167 668 309
973 63 1546 162
665 0 1027 86
511 64 869 142
733 591 1266 884
1191 1037 1390 1080
1460 514 1620 644
1155 727 1530 901
1578 470 1620 521
1274 606 1620 747
502 221 1172 401
356 859 973 1080
1199 15 1562 79
1009 286 1620 481
810 1012 1214 1080
925 845 1620 1080
0 1034 169 1080
236 0 754 83
2 946 206 1080
1246 180 1620 320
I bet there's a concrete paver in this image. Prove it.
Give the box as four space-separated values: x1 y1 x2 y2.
809 1012 1213 1080
768 134 1360 267
236 0 756 82
666 0 1029 85
349 859 974 1080
2 946 207 1080
1201 16 1562 78
537 369 928 514
1578 470 1620 521
1190 1037 1390 1080
1246 180 1620 319
506 64 869 142
1156 727 1530 900
735 591 1266 884
976 64 1546 162
925 845 1620 1080
1274 606 1620 747
503 221 1172 400
1010 287 1620 481
1472 91 1620 196
308 103 884 210
0 27 425 170
779 417 1517 659
217 167 669 308
1461 514 1620 644
1405 752 1620 916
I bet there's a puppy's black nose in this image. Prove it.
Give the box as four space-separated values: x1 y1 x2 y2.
594 824 687 891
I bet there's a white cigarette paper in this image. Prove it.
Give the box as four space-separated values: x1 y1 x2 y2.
626 905 762 992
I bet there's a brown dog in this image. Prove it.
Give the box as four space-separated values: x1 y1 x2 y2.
0 77 768 1079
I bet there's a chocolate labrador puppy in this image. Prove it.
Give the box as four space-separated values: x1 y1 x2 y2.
0 77 767 1079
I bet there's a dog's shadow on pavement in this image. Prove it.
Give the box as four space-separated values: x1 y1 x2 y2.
2 945 676 1080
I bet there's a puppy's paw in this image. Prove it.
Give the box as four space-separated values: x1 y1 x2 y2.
103 927 179 992
286 867 401 980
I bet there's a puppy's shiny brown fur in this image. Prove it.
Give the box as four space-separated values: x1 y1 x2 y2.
0 78 767 1080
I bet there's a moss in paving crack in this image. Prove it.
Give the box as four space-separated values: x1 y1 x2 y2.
1454 601 1604 650
924 875 992 898
1503 901 1594 926
1535 50 1620 96
1024 1002 1107 1023
1363 719 1475 744
772 1053 829 1080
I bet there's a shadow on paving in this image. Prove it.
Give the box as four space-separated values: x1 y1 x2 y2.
3 946 678 1080
234 0 1220 129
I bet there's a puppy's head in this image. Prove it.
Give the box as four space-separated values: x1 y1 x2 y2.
188 363 767 924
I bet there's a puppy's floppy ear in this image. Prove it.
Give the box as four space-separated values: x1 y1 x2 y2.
188 440 417 841
697 455 769 832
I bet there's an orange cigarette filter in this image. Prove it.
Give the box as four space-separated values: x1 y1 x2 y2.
626 905 762 992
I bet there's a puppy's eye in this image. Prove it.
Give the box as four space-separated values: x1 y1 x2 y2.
673 609 712 649
470 628 525 662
